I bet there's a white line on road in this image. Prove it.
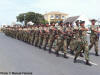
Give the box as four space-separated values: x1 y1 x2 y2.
67 54 98 66
52 49 98 66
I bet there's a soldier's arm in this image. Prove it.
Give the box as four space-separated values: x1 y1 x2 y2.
80 28 89 31
92 29 100 33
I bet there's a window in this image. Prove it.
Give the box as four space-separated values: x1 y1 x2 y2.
50 15 54 19
56 16 59 19
62 16 65 19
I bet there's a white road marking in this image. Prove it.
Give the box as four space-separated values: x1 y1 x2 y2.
67 54 98 66
52 49 98 66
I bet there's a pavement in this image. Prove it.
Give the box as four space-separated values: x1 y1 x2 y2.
0 32 100 75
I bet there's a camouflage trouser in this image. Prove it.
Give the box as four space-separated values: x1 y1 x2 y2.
56 39 67 54
16 32 19 39
34 36 39 46
32 35 35 45
70 38 76 51
89 36 98 53
23 33 28 42
38 35 44 47
67 37 71 48
48 37 55 50
75 40 89 60
43 36 49 48
70 38 81 52
28 34 32 44
26 34 30 43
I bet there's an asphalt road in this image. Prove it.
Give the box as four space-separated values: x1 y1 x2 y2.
0 32 100 75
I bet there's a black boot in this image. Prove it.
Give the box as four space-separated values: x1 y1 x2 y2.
43 47 46 50
38 45 41 49
95 52 99 56
86 60 92 66
70 51 74 55
64 53 68 58
73 57 77 63
48 49 52 53
35 43 37 47
56 51 59 57
80 53 84 57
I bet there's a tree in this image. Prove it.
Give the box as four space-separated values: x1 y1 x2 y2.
16 12 47 25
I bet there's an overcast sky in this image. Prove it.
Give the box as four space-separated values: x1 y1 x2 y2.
0 0 99 25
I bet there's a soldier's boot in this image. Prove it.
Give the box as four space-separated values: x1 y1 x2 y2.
43 46 46 50
43 43 47 50
80 53 84 57
70 50 74 55
48 44 52 53
64 53 68 58
86 60 92 66
39 45 41 49
73 57 77 63
48 48 52 53
35 42 38 47
32 41 34 46
55 51 59 57
95 52 99 56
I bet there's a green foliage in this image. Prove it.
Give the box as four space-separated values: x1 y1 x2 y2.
16 12 46 25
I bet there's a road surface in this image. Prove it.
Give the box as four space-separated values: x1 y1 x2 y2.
0 33 100 75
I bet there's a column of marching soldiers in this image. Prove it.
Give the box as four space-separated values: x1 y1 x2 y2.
2 19 100 66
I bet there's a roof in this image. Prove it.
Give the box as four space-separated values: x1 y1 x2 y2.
44 11 68 16
64 16 79 23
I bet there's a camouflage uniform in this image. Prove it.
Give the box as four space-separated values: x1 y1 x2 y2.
38 26 44 48
89 25 99 55
42 26 50 50
74 25 90 65
55 25 68 58
34 26 40 47
31 27 36 45
69 26 75 54
48 25 57 53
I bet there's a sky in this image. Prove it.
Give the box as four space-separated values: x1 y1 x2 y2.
0 0 99 25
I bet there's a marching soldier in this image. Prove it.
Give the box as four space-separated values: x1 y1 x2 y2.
69 22 75 55
70 20 80 55
43 24 50 50
74 21 92 66
89 19 100 56
38 24 45 48
55 23 68 58
65 22 71 49
48 23 57 53
34 25 40 47
31 26 36 45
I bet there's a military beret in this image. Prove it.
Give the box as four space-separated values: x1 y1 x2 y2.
90 19 97 22
80 21 85 24
75 20 80 23
66 22 70 24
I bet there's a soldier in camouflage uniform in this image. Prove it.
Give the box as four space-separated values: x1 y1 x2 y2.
65 22 71 49
48 23 57 53
42 24 50 50
31 26 36 45
34 25 40 47
38 24 45 48
55 23 68 58
69 22 76 55
74 21 92 66
89 19 100 56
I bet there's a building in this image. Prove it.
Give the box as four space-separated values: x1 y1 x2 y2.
44 11 68 24
64 15 91 28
